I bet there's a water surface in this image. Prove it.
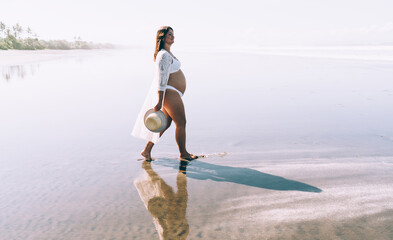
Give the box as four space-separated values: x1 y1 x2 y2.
1 48 393 239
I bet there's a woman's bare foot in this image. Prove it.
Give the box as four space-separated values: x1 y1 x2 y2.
141 141 154 161
141 151 152 161
180 153 199 161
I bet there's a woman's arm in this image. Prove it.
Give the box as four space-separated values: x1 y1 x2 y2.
154 52 172 111
154 91 165 111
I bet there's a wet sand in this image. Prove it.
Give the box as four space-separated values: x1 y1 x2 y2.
2 151 391 239
132 153 393 240
1 48 393 239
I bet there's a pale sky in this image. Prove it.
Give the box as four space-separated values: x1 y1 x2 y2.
1 0 392 48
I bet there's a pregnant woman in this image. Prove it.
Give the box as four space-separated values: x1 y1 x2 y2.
132 26 198 161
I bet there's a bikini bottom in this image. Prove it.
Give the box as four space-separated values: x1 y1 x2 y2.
166 85 183 97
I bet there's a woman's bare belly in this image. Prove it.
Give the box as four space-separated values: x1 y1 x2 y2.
167 69 186 94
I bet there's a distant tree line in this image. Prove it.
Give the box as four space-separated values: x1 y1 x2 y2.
0 21 114 50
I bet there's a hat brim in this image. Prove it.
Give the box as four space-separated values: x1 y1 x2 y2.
144 109 168 133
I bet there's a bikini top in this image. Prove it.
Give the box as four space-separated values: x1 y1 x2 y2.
156 50 181 91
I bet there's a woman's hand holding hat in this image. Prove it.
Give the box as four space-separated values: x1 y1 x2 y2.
154 102 162 112
144 108 168 133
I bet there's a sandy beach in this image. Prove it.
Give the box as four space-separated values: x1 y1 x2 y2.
1 47 393 239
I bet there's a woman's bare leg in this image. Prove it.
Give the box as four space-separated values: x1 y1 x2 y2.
140 108 172 160
163 90 197 159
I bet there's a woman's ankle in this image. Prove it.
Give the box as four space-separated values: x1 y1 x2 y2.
180 151 190 158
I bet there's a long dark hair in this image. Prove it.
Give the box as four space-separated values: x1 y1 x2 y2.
154 26 173 61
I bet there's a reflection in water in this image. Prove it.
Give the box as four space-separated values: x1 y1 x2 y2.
134 160 189 240
1 64 39 81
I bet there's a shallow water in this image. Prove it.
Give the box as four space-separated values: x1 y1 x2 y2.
1 48 393 239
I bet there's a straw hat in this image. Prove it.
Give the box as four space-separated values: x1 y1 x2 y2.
144 108 168 133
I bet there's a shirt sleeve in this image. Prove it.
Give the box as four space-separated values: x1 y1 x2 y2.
156 52 172 91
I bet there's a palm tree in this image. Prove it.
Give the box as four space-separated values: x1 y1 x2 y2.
0 21 6 38
74 36 82 48
6 27 11 37
26 27 33 38
12 23 23 38
12 25 17 38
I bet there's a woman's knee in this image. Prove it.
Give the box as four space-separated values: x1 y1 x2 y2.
174 117 186 128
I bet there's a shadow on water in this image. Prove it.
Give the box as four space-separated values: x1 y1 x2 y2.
155 158 322 193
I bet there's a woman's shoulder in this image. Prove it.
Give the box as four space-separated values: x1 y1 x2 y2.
156 49 172 61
